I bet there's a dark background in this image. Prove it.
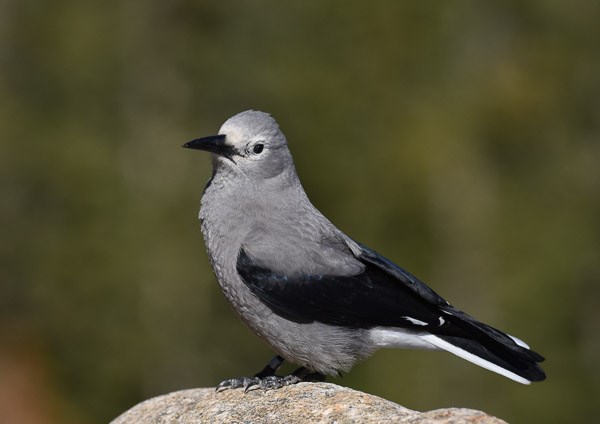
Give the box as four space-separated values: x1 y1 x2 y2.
1 1 599 423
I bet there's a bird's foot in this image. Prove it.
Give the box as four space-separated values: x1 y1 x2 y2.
216 374 301 393
215 356 325 393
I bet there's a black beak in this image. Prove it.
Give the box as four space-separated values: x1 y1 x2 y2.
183 135 236 159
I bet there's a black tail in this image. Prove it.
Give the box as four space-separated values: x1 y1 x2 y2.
429 306 546 383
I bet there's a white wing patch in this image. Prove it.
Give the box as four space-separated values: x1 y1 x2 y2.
403 316 428 326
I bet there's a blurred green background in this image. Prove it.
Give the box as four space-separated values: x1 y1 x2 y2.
1 1 599 423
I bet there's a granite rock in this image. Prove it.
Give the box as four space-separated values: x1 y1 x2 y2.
111 382 507 424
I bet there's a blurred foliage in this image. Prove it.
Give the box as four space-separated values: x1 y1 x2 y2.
1 1 599 423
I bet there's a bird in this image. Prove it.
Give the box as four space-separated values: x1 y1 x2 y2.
183 110 546 392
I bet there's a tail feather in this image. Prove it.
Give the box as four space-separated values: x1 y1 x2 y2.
420 334 532 384
422 332 545 384
508 334 530 349
440 306 545 362
420 309 546 383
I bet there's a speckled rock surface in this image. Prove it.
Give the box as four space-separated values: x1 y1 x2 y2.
111 382 507 424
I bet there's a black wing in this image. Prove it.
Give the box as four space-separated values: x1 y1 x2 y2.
236 245 452 331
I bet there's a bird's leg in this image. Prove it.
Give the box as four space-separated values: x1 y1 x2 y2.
254 355 285 378
215 355 284 392
215 357 326 393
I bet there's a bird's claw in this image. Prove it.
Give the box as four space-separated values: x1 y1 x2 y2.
216 377 254 392
216 375 302 393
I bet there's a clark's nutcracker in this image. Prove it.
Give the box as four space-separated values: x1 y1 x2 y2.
184 110 546 391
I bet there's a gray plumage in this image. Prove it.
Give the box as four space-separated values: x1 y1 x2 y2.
184 110 545 389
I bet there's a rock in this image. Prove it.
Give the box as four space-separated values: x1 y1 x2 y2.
111 382 507 424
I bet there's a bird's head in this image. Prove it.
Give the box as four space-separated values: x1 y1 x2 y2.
184 110 294 180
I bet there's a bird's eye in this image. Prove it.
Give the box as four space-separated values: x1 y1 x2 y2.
253 143 264 154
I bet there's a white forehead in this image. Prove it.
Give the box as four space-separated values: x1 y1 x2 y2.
218 110 281 146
